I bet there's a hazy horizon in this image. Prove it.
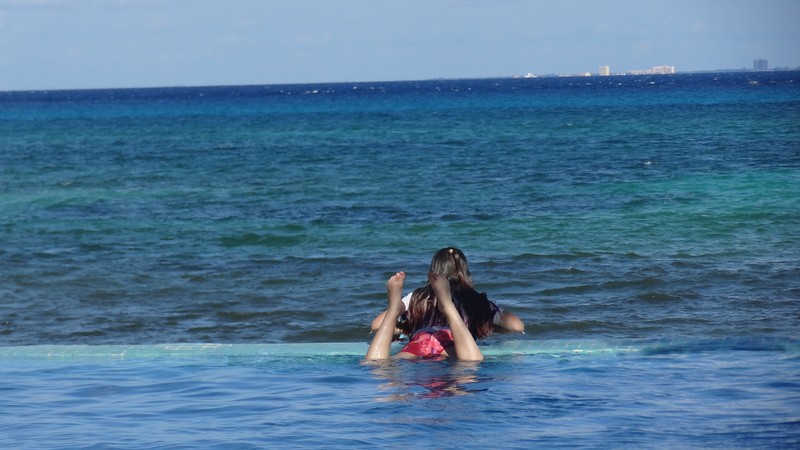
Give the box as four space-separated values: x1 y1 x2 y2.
1 0 798 91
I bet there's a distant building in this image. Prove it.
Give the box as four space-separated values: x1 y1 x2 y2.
599 65 610 76
754 59 768 71
629 65 676 75
651 65 675 74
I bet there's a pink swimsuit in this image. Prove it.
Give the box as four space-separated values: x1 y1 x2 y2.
399 329 455 358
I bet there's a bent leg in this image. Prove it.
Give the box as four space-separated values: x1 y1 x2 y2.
428 272 484 361
365 272 406 360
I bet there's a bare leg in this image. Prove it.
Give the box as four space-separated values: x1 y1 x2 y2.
365 272 405 360
428 272 484 361
370 310 403 335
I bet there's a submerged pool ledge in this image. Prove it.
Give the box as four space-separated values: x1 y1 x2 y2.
0 337 796 361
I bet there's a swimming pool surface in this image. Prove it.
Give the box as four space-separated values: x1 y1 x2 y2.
3 338 798 449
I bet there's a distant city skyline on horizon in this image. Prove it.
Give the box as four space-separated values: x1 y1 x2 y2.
4 62 800 92
527 59 788 78
0 0 797 91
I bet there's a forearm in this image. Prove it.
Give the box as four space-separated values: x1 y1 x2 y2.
370 310 403 335
370 310 387 332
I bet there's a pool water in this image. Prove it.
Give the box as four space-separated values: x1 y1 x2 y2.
2 340 798 449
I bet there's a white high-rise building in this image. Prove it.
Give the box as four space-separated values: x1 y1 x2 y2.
599 65 610 76
652 65 675 74
629 65 676 75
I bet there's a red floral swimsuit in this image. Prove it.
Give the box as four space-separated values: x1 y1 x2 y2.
399 328 455 358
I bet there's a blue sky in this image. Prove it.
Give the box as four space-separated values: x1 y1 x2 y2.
1 0 798 90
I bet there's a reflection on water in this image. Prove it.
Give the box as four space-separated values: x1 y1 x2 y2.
367 359 489 401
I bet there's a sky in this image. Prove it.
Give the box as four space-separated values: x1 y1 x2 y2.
0 0 798 91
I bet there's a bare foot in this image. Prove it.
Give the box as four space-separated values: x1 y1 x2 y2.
366 271 407 361
428 272 454 313
386 272 405 312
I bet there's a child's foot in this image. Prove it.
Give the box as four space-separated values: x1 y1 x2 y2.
386 272 405 311
428 272 454 313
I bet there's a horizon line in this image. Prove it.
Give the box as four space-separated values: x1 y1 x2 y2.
2 67 799 94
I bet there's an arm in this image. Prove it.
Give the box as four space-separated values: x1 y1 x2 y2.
370 310 387 332
371 291 411 333
371 309 404 336
494 310 525 333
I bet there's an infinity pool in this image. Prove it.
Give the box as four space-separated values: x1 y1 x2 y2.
2 339 798 449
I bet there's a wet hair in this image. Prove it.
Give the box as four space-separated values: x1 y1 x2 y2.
400 248 496 339
401 282 497 340
429 247 473 286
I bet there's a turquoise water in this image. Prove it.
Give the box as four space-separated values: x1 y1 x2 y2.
1 71 799 447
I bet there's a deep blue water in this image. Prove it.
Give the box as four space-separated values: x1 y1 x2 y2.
1 71 799 448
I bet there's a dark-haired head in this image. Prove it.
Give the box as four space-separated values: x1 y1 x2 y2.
429 247 473 287
400 248 495 340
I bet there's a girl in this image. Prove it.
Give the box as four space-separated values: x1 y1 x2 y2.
365 248 524 361
369 248 524 335
365 270 485 361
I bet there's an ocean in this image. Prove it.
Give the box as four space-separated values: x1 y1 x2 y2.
1 71 799 448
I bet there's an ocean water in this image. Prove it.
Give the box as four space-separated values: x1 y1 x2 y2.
1 71 799 448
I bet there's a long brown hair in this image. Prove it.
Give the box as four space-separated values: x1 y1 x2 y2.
400 248 497 339
401 282 497 339
429 247 473 286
